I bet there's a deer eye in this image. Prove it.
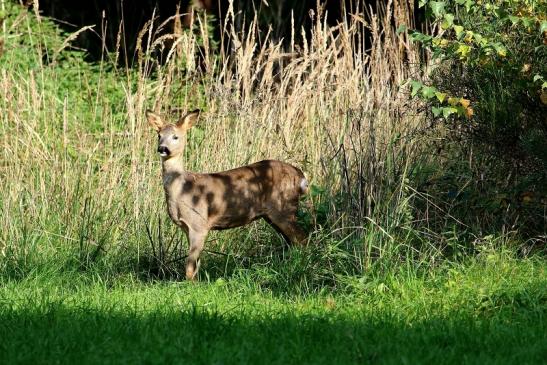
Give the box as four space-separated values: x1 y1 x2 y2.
173 135 179 140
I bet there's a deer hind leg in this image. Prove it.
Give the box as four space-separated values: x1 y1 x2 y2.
185 228 208 281
265 211 308 246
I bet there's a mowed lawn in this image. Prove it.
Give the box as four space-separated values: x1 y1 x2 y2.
0 254 545 365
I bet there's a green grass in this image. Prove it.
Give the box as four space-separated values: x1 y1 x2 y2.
1 252 545 365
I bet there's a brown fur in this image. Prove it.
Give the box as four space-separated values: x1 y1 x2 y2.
146 109 308 280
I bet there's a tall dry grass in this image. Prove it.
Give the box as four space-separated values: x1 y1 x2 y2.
0 1 431 278
148 0 422 220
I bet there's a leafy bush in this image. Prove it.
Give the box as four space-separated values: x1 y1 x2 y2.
404 0 546 176
399 0 546 236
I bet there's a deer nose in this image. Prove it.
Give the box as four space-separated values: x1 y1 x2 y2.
157 146 170 156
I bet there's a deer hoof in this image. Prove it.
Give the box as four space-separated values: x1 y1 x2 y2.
185 267 195 281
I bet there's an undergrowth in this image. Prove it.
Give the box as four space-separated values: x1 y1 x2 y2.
0 1 544 288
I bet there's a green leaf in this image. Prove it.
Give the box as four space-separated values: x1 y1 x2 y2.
521 17 532 28
435 92 447 103
442 107 458 118
447 97 459 106
533 75 544 83
396 24 407 34
463 31 474 43
441 14 454 29
430 1 446 18
508 15 519 25
474 33 488 46
454 25 464 38
422 86 437 99
455 0 475 7
456 43 471 58
432 107 443 117
409 31 433 43
464 0 475 12
455 105 467 116
419 0 428 8
493 43 507 57
540 21 547 34
410 80 423 97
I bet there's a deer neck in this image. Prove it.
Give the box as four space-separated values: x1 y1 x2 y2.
161 154 187 190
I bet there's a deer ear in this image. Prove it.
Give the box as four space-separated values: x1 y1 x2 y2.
177 109 200 131
146 110 164 131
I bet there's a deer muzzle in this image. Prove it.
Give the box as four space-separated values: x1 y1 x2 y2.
157 146 170 157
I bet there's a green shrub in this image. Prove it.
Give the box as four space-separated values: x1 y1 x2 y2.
399 0 546 236
404 0 546 174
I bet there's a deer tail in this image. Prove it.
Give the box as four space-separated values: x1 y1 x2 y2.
299 177 309 195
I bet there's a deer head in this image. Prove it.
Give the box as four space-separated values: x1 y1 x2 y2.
146 109 201 159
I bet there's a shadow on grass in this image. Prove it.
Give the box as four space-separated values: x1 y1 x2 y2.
1 302 545 365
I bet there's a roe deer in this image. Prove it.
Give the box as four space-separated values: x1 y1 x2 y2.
146 109 309 280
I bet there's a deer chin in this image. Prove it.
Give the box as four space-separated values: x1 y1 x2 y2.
158 151 169 158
